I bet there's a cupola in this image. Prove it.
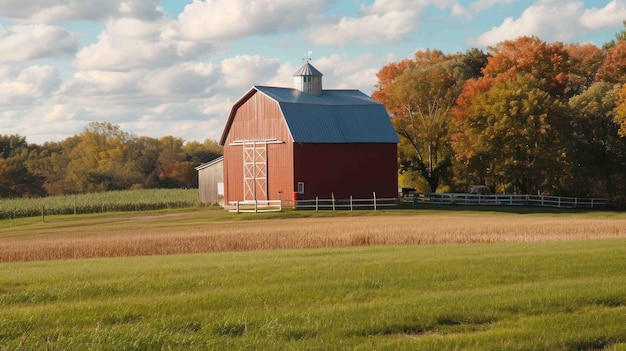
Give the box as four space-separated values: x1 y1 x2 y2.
293 62 323 96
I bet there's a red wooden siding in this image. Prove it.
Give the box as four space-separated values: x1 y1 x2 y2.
293 143 398 200
223 92 291 143
223 91 294 203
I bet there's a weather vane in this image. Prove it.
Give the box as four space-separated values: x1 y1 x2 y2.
302 50 313 62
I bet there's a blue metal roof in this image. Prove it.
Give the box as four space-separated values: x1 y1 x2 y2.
254 86 399 144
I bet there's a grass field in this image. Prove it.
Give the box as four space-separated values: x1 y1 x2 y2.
1 208 626 350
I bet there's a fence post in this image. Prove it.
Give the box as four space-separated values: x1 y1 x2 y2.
350 196 353 211
315 197 319 212
332 192 335 211
373 192 377 211
236 201 240 213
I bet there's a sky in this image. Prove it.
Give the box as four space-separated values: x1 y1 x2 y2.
1 0 626 145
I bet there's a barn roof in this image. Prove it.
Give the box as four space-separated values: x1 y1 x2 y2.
220 86 399 145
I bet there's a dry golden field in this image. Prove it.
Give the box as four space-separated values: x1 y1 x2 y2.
2 209 626 262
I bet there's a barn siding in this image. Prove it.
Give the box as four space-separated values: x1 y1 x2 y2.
197 157 224 204
223 92 294 204
293 143 398 200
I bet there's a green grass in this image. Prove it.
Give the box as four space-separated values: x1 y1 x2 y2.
0 189 200 220
1 239 626 350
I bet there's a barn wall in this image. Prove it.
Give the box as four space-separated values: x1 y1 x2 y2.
293 143 398 200
197 158 223 204
223 92 291 143
223 91 294 204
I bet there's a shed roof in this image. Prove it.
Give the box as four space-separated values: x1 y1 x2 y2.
194 156 224 171
220 86 399 145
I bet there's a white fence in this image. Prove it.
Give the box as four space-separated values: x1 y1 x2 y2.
295 196 397 211
404 192 609 209
228 200 283 213
228 194 397 212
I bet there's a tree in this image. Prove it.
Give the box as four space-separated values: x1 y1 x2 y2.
453 75 568 194
374 49 487 192
0 135 27 159
67 122 142 193
596 41 626 84
616 83 626 137
481 36 569 98
569 82 626 198
389 64 457 191
565 43 604 97
182 139 223 164
0 137 46 198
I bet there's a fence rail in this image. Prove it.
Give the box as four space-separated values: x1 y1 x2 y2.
404 192 609 209
228 200 283 213
295 196 397 211
228 194 397 212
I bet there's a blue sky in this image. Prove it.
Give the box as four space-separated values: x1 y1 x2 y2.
1 0 625 144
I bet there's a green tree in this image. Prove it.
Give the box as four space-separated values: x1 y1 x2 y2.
390 64 457 192
0 135 46 198
182 139 223 164
569 82 626 198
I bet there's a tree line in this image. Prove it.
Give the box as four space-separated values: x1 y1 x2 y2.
0 122 222 198
373 29 626 204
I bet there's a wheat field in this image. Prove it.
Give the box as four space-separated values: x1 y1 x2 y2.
2 210 626 262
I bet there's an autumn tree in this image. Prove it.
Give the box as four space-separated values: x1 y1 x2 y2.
66 122 142 193
565 43 604 97
374 49 487 191
454 75 568 194
596 41 626 84
481 36 569 98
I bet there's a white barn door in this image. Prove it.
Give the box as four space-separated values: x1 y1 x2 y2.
243 142 268 201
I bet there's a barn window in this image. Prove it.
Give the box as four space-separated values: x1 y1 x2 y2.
297 182 305 194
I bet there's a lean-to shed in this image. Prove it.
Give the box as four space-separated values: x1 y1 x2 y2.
218 62 399 204
195 156 224 205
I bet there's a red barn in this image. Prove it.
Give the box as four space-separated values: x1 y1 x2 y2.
218 62 399 205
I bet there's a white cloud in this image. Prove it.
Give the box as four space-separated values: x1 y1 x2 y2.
139 62 218 95
60 70 144 96
73 17 217 71
0 24 79 63
310 54 379 94
220 55 281 90
0 0 163 23
468 1 586 47
306 0 423 47
451 0 514 18
172 0 329 41
0 65 61 106
580 0 626 30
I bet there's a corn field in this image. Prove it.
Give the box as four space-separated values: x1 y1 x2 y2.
0 189 199 220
